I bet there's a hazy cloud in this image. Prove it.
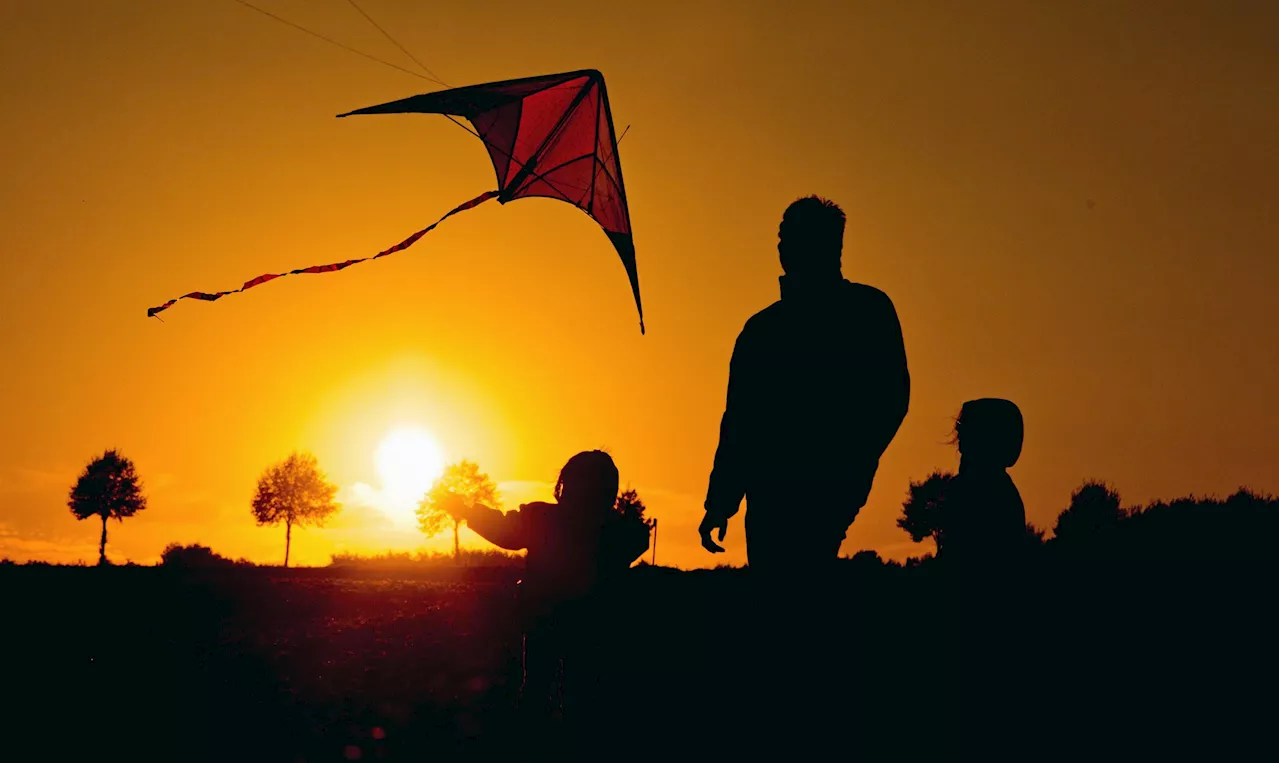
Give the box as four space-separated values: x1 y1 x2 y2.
10 465 75 492
339 482 424 533
326 497 395 531
0 523 98 564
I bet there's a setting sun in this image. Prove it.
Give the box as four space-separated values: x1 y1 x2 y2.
376 428 446 515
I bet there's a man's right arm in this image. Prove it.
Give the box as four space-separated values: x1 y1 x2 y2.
705 328 753 522
863 289 910 460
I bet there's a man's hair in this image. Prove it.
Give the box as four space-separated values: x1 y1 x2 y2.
554 450 619 510
781 195 847 254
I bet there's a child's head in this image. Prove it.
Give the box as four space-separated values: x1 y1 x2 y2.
554 450 619 512
954 398 1023 469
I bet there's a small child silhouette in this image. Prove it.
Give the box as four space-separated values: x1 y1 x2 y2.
940 398 1027 566
442 450 650 719
936 399 1031 755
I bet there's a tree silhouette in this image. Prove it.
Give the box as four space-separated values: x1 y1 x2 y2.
1053 480 1124 544
615 488 647 523
67 449 146 566
898 471 955 550
608 487 654 569
417 460 499 559
251 451 339 567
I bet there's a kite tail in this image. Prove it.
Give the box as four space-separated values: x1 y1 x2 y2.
146 190 500 319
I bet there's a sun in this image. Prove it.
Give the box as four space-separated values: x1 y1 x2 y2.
376 427 446 516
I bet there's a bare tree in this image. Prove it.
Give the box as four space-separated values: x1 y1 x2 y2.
251 451 339 567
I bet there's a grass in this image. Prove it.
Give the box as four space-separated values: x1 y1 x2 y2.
4 554 1273 761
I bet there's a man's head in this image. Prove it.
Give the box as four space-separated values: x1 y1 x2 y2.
954 398 1024 469
554 450 620 512
778 196 847 277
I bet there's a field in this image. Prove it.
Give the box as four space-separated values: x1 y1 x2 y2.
4 557 1273 761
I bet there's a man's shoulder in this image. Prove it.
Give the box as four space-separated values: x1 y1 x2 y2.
736 281 897 337
844 281 895 307
741 300 786 331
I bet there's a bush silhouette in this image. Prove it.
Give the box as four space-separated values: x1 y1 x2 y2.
1112 487 1277 560
615 488 647 523
898 471 955 552
160 543 252 568
1053 480 1125 544
609 487 654 570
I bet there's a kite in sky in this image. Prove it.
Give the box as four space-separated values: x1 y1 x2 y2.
148 69 644 333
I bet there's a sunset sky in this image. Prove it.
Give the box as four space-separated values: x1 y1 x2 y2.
1 0 1274 567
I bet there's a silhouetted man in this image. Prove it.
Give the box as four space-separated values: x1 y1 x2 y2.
700 196 910 573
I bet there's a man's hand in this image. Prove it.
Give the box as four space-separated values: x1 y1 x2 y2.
699 511 728 554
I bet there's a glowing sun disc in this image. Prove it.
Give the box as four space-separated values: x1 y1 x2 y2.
376 428 446 510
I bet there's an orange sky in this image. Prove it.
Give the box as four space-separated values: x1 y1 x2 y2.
1 0 1275 567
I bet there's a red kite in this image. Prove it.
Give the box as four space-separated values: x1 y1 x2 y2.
148 69 643 333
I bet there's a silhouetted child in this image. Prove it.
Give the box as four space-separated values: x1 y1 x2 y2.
443 450 650 723
940 397 1027 567
936 399 1031 757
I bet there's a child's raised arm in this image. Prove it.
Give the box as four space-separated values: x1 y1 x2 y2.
452 498 530 551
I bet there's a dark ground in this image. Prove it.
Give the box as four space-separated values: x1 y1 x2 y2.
2 555 1273 761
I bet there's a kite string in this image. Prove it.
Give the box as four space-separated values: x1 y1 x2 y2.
228 1 631 162
227 0 438 84
225 0 633 156
344 0 449 87
339 0 492 157
227 0 482 151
